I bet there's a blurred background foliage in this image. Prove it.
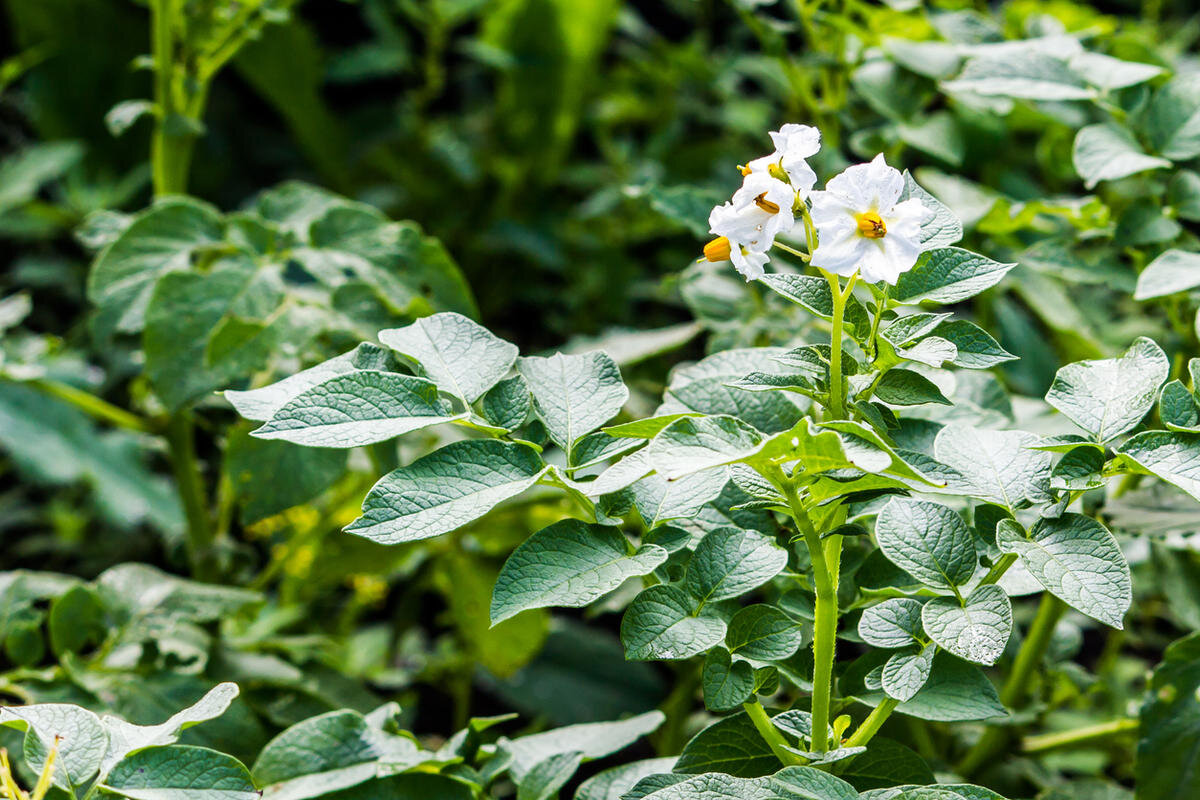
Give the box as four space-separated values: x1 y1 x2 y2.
3 0 1200 797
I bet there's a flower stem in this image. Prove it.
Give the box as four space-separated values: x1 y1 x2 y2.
956 593 1067 776
1021 718 1138 755
844 697 900 748
823 270 856 420
744 700 805 767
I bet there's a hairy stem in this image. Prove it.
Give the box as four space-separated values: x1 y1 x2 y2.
771 468 838 753
957 593 1067 776
823 270 856 420
845 697 900 748
1021 718 1138 754
744 701 805 767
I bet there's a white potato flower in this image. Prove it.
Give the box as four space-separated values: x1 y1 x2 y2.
809 153 929 285
706 172 797 280
743 123 821 196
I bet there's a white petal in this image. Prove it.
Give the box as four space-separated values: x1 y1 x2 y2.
883 197 929 239
783 160 818 197
824 154 905 211
809 191 858 228
811 230 866 277
731 247 769 280
881 231 923 276
857 242 902 285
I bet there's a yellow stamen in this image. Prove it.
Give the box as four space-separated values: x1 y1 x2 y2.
737 164 752 176
703 236 732 262
855 210 887 239
754 192 781 214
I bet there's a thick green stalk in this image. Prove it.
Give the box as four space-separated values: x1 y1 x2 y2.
1021 718 1138 754
957 594 1067 776
845 697 900 748
773 471 838 753
744 701 805 767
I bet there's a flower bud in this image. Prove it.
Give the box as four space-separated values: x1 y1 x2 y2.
703 236 732 262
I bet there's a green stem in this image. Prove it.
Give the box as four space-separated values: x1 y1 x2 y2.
165 413 216 580
866 285 889 360
979 552 1018 587
744 701 805 767
772 468 838 753
956 594 1067 776
150 0 185 195
1021 718 1138 754
823 270 856 421
24 378 157 434
844 697 900 748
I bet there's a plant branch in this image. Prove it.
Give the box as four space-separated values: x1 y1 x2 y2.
845 697 900 748
1021 718 1138 754
744 701 806 767
23 378 158 434
165 413 217 580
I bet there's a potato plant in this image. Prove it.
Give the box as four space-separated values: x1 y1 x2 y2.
2 1 1200 800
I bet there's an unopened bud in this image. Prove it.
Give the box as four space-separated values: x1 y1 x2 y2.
768 163 790 183
703 236 732 262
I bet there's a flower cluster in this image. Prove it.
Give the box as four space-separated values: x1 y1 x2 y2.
704 126 930 285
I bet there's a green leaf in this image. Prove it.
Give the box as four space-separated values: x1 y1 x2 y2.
1137 632 1200 800
574 758 678 800
378 312 518 403
86 198 224 337
647 415 763 479
101 684 240 777
0 703 108 791
621 583 727 661
875 498 976 591
518 351 628 456
931 320 1016 369
942 52 1093 100
101 746 257 800
996 515 1131 629
673 713 776 777
933 425 1052 509
726 605 804 660
1070 51 1164 90
490 520 668 624
629 469 728 528
1072 124 1170 189
346 440 546 544
922 585 1012 665
874 369 952 406
858 598 925 649
659 349 805 434
481 374 533 431
756 274 872 339
1143 74 1200 161
771 766 860 800
1134 250 1200 301
684 527 789 603
850 651 1007 722
626 774 777 800
702 648 755 711
224 432 347 524
225 344 380 422
517 751 583 800
893 248 1016 305
1049 445 1107 491
1119 431 1200 502
838 738 935 791
501 711 664 780
882 646 936 701
1161 380 1200 432
901 171 962 249
1046 337 1169 442
251 371 464 447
